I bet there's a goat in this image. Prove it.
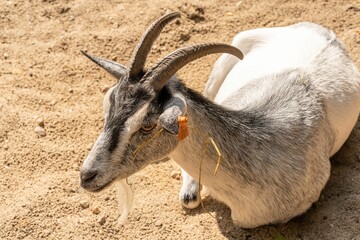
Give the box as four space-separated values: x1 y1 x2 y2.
80 12 360 228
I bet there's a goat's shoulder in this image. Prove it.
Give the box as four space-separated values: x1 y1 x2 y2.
221 69 324 125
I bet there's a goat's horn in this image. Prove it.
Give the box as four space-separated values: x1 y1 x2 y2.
143 43 244 91
128 12 181 80
81 50 128 80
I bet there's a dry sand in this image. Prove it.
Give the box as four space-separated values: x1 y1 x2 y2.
1 0 360 239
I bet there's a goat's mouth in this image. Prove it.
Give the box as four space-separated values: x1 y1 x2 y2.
81 181 104 192
80 173 116 192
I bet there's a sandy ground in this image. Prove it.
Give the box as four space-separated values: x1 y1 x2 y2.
1 0 360 239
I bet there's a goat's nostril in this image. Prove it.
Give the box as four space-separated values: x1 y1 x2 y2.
81 170 98 182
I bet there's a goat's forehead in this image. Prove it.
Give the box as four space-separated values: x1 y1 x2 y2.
105 83 158 124
111 82 154 104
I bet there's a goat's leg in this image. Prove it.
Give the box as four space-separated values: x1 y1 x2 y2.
179 168 201 209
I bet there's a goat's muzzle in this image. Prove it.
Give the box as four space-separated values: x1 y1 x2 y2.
80 168 99 191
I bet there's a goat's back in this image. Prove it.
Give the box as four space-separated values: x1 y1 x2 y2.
210 22 360 156
214 23 330 102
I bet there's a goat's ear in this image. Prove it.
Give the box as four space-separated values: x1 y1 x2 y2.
159 95 186 135
81 50 128 80
103 85 116 115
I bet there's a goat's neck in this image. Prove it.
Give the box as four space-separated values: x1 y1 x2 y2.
169 82 255 185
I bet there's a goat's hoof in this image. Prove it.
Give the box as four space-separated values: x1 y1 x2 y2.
180 193 201 209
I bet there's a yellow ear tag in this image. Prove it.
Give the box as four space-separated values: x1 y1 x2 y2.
178 116 189 140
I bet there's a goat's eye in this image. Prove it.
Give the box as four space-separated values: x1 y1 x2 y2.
140 124 157 133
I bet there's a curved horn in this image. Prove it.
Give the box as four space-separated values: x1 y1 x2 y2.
143 43 244 91
81 50 128 80
128 12 181 79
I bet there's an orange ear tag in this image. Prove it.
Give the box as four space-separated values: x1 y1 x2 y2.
178 116 189 140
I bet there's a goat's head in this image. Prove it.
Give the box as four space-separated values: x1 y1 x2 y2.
80 12 243 191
